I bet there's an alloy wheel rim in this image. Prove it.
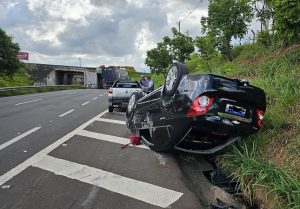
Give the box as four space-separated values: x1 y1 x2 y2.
165 66 177 91
128 95 136 112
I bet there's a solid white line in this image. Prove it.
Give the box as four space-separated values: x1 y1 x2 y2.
59 109 75 117
15 99 43 106
93 97 98 100
77 130 149 150
0 110 108 186
0 127 41 151
81 101 90 106
33 155 183 208
110 112 126 115
96 118 126 125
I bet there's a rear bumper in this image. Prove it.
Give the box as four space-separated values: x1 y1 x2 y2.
109 97 130 107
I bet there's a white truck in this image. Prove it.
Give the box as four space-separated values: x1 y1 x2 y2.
108 80 142 112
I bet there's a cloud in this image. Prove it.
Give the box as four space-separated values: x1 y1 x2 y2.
0 0 258 71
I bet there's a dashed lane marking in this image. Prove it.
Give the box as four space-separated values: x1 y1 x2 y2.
0 127 41 151
33 155 183 208
0 110 108 186
81 101 90 106
0 109 184 208
77 130 149 150
15 99 43 106
96 118 126 125
58 109 75 117
93 97 98 100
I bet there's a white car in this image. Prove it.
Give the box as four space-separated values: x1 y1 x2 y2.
108 80 142 112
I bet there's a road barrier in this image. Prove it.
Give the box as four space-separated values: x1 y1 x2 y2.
0 85 85 97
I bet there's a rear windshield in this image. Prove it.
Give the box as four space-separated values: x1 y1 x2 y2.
115 82 140 88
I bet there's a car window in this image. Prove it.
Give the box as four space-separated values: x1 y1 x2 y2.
116 83 139 88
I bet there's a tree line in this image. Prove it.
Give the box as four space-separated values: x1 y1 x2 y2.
145 0 299 76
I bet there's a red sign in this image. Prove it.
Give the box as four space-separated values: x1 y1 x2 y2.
17 52 29 60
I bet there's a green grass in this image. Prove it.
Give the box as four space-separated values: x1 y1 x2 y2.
128 71 164 89
221 139 300 209
187 43 300 208
0 69 33 87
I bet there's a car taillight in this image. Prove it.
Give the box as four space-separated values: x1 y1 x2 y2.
108 88 112 94
187 96 214 117
257 109 264 128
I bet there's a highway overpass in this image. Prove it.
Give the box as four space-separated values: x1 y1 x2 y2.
25 63 98 88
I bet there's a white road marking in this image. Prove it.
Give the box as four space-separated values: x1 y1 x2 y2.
93 97 98 100
0 127 41 151
81 101 90 106
15 99 43 106
33 155 183 208
0 110 108 186
110 112 126 115
77 130 149 150
96 118 126 125
99 94 103 97
59 109 75 117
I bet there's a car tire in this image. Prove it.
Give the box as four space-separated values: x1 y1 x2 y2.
163 62 188 96
108 106 113 112
126 92 144 119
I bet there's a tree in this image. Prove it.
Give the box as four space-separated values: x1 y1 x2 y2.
0 28 22 76
252 0 274 31
201 0 254 61
145 28 194 76
272 0 300 45
195 35 217 72
163 28 195 62
145 43 173 77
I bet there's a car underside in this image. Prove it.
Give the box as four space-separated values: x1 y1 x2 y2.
126 62 266 154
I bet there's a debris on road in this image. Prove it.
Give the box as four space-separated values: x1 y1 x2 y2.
121 134 142 149
1 185 12 190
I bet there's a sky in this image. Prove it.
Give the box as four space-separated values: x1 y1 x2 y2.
0 0 259 72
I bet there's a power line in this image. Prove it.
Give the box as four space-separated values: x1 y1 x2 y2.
180 0 203 24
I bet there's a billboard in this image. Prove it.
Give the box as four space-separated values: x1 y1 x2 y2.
17 52 29 60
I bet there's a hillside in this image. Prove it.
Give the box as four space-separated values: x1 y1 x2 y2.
187 43 300 208
0 68 33 87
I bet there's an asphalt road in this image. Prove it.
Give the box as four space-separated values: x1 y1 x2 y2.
0 89 220 209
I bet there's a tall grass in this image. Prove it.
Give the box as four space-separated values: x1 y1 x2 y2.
221 139 300 209
0 69 33 87
187 43 300 208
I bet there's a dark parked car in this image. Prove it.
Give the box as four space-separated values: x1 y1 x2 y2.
126 62 266 154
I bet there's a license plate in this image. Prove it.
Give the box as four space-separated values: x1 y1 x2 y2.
122 102 128 107
225 104 246 117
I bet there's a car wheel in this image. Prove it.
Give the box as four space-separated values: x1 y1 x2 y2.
163 62 188 96
108 106 113 112
126 92 143 119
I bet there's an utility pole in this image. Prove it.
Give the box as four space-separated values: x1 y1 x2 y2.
185 30 189 37
177 21 181 32
78 57 82 67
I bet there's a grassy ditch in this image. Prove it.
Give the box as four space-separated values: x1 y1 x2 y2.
187 43 300 208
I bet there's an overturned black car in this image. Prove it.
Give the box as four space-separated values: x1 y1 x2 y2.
126 62 266 154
